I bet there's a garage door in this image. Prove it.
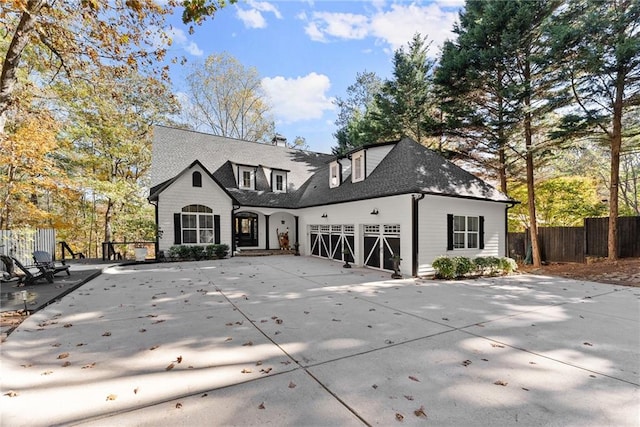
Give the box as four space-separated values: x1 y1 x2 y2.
309 225 354 263
364 224 400 271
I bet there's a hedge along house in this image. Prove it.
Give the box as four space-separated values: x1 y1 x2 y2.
149 126 516 276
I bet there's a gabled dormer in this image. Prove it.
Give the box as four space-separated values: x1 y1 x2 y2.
351 150 365 183
271 168 288 193
236 164 256 190
329 160 341 188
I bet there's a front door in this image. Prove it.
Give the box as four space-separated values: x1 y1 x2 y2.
235 212 258 247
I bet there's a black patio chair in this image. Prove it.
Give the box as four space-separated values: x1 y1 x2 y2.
10 257 54 285
33 251 71 276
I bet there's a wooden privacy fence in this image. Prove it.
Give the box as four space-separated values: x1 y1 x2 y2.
0 229 56 266
508 216 640 263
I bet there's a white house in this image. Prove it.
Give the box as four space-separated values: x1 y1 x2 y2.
149 126 516 276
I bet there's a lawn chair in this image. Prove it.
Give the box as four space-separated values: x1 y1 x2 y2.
33 251 71 276
0 254 23 284
10 257 54 285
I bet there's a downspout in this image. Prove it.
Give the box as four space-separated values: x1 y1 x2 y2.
505 202 518 257
231 204 241 257
412 193 426 277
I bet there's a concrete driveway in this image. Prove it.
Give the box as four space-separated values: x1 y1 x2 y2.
1 256 638 426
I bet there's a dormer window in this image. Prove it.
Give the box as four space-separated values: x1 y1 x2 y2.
238 166 255 190
272 170 287 193
192 171 202 187
330 161 340 188
352 151 365 183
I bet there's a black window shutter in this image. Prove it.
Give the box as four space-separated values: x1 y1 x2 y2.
174 213 182 244
446 214 454 250
214 215 221 244
479 216 485 249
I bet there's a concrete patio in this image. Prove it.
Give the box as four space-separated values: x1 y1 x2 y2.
1 256 638 426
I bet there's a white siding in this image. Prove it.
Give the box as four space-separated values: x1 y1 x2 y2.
417 195 506 276
298 195 413 276
157 165 233 252
365 144 394 177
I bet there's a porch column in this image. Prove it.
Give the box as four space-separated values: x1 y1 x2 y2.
294 216 299 255
265 215 270 250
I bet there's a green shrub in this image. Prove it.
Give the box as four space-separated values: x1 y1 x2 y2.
500 257 518 273
473 256 488 274
169 245 191 259
485 256 501 275
214 244 229 258
205 245 216 259
453 256 474 277
189 245 204 260
432 256 456 279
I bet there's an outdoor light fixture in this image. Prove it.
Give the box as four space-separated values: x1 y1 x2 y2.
370 208 379 215
321 213 328 218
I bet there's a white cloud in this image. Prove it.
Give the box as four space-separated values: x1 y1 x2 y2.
261 73 335 123
237 8 267 28
165 27 204 57
370 3 458 53
236 0 282 29
307 12 369 40
302 3 459 56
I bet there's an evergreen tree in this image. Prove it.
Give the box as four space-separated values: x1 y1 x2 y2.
373 33 439 146
549 0 640 260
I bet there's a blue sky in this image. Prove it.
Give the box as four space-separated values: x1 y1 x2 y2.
164 0 464 153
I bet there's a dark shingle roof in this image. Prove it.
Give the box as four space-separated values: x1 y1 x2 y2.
150 127 513 208
294 138 512 207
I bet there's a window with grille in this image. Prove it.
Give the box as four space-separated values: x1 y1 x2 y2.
181 205 213 244
453 215 479 249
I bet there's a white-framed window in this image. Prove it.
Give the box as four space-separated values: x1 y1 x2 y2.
453 215 479 249
272 171 287 193
238 166 255 190
352 151 365 183
330 161 340 188
182 205 214 244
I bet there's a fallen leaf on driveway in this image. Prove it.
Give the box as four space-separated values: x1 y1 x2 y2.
371 384 378 389
152 320 165 324
41 371 53 375
256 361 263 366
139 329 147 333
414 406 427 418
82 363 96 369
408 376 420 382
175 403 182 408
242 341 253 346
494 380 508 386
258 402 265 409
106 394 117 401
583 342 593 346
102 331 111 337
64 323 72 328
276 318 283 324
4 390 18 397
288 381 296 389
404 395 414 400
462 360 472 366
260 367 272 374
134 387 139 394
176 356 182 363
62 361 71 367
166 363 175 371
150 345 159 350
241 369 252 373
225 337 232 342
57 352 69 359
491 343 504 348
395 413 404 421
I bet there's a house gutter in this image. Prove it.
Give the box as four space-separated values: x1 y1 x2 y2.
411 193 426 277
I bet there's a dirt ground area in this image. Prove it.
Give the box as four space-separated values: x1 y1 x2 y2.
520 257 640 287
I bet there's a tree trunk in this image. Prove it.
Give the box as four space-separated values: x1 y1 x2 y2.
608 71 624 260
0 0 45 135
523 60 541 267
